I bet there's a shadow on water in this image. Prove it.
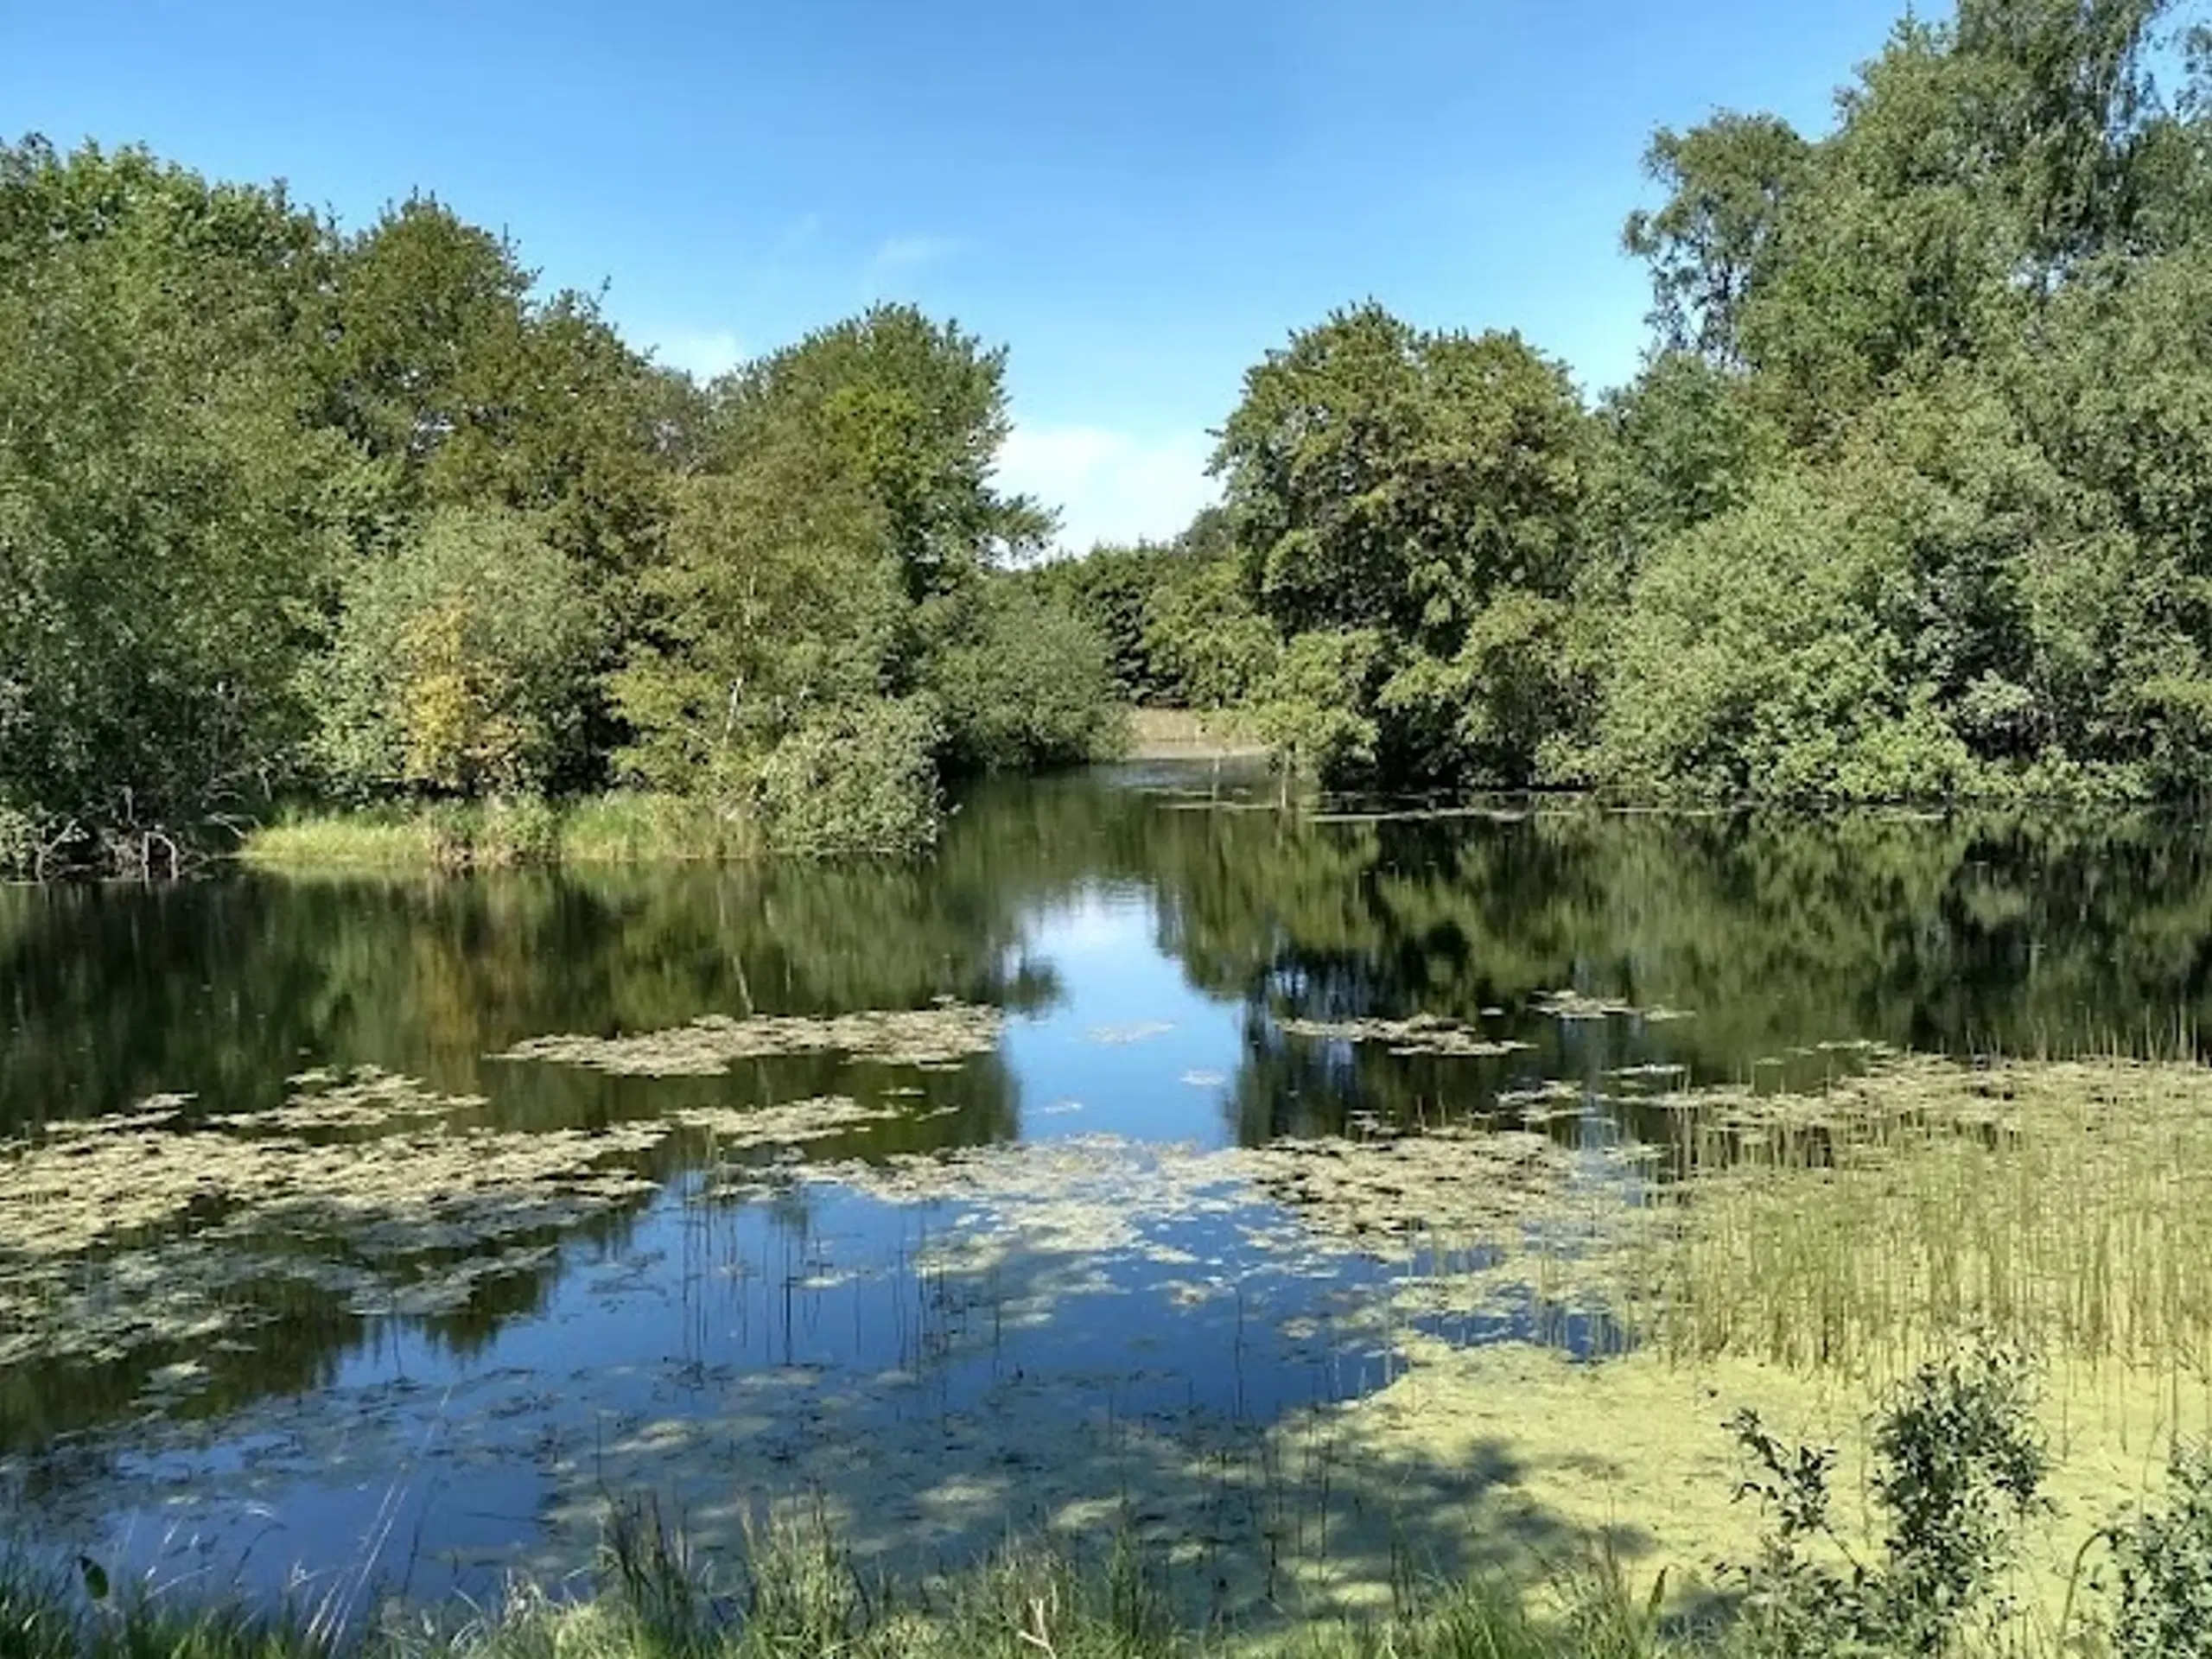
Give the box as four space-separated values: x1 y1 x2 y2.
5 768 2212 1611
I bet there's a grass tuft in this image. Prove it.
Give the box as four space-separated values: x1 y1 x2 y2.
238 794 749 874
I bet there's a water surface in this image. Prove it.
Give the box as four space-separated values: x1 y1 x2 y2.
4 767 2209 1608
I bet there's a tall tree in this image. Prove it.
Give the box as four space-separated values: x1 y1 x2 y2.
0 139 363 865
706 304 1052 603
1623 113 1810 367
1211 303 1594 785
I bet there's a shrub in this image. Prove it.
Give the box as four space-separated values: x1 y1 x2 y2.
2105 1441 2212 1658
475 795 562 868
925 583 1120 773
309 506 601 801
1726 1342 2049 1656
753 699 943 856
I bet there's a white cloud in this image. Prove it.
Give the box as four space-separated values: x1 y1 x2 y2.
871 233 964 272
996 423 1219 554
649 327 747 382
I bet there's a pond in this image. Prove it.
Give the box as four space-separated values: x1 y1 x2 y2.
4 764 2212 1620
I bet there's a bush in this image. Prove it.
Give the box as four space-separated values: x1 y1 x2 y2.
1602 471 1980 801
475 795 563 868
309 506 602 801
925 583 1120 773
1726 1342 2049 1656
753 699 943 856
2105 1441 2212 1658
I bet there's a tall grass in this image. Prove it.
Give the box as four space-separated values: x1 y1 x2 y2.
1635 1054 2212 1386
238 794 748 874
0 1510 1656 1659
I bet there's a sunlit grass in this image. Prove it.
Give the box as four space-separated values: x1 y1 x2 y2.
238 810 432 869
237 794 750 872
553 791 752 865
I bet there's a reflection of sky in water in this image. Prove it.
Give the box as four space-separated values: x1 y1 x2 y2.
1004 885 1244 1147
79 1167 1402 1610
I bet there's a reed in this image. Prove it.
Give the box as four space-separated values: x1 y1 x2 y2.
1633 1053 2212 1390
237 793 749 873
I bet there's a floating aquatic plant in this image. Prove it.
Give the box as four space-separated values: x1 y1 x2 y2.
493 998 1003 1076
1274 1013 1532 1058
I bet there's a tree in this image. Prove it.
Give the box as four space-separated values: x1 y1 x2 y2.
0 139 361 865
1597 351 1783 550
310 506 601 798
1211 303 1595 785
921 580 1120 772
706 304 1052 603
1623 113 1810 366
610 439 906 798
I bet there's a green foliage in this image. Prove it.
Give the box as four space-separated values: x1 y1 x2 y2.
1212 304 1596 787
1726 1344 2050 1656
0 808 37 880
1022 540 1185 702
1597 351 1783 551
1144 552 1281 712
1601 473 1962 800
923 581 1122 773
2105 1441 2212 1657
612 452 905 798
752 698 944 856
0 139 362 863
1249 630 1385 785
326 196 677 581
21 0 2212 872
708 304 1052 601
615 302 1112 832
1623 112 1810 367
311 506 601 798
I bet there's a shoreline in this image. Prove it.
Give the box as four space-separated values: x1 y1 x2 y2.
1119 707 1273 762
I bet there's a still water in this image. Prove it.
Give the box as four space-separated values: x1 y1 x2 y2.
3 764 2209 1607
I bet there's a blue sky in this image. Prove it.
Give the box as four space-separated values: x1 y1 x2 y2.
2 0 1914 550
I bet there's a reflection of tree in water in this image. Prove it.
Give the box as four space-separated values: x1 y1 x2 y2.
9 778 2212 1141
0 855 1064 1132
1126 798 2212 1143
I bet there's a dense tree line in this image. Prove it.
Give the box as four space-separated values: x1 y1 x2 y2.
10 0 2212 878
1054 0 2212 804
0 142 1117 873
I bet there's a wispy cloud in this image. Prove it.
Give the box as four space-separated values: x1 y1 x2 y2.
861 233 969 300
872 233 965 271
772 211 825 259
649 327 747 382
995 423 1219 554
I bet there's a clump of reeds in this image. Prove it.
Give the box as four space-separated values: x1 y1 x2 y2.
237 792 748 874
1634 1052 2212 1389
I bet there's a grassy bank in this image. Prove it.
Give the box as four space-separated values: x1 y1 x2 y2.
238 793 753 872
0 1523 1669 1659
1121 707 1271 763
8 1413 2209 1659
